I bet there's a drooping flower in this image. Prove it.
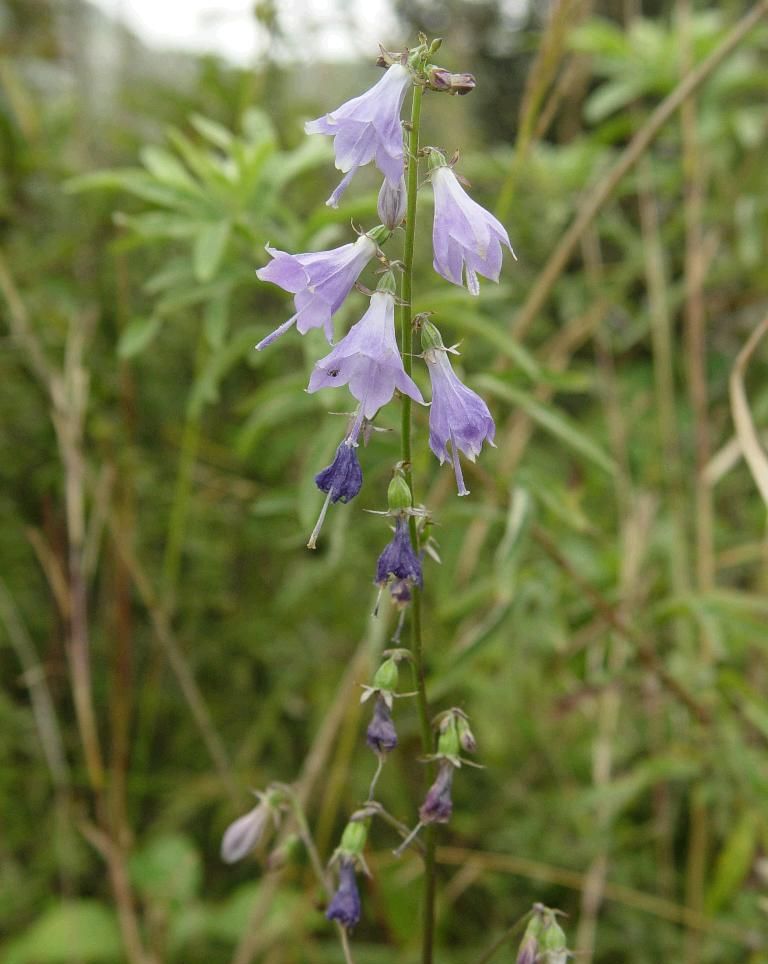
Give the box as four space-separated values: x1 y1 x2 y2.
421 319 495 496
307 415 366 550
326 857 362 930
377 175 407 230
315 438 363 505
375 515 422 605
326 818 369 930
419 759 455 824
255 232 382 350
306 64 412 208
220 788 283 864
429 151 514 295
366 694 398 754
307 272 424 418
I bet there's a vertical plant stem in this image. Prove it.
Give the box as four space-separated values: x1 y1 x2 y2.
399 81 436 964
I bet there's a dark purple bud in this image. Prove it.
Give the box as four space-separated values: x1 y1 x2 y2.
419 759 454 824
376 516 422 590
366 695 398 754
325 858 361 930
315 441 363 504
427 66 476 95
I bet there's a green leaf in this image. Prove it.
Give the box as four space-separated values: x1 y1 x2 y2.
705 810 759 914
140 145 197 189
117 316 162 358
129 834 202 905
476 375 618 476
193 221 231 283
3 900 121 964
190 113 234 150
204 288 231 349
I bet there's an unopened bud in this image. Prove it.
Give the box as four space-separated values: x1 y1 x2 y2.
387 472 412 512
377 176 407 230
220 787 285 864
420 318 445 352
540 913 568 963
427 66 476 95
339 818 369 858
376 269 398 296
427 148 448 172
516 934 539 964
367 223 392 247
372 656 399 692
436 714 461 759
456 714 477 753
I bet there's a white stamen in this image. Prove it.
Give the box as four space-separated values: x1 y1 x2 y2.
449 430 469 496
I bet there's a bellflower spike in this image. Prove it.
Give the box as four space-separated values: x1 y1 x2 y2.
376 514 423 605
326 857 362 930
307 272 424 418
429 151 514 295
421 320 495 496
366 694 398 754
419 759 455 824
255 232 380 350
306 64 412 208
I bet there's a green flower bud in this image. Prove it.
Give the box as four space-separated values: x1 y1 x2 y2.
420 318 444 352
376 269 398 296
540 914 567 954
456 714 477 753
436 715 461 758
372 656 399 692
367 224 392 247
387 473 412 512
339 818 369 857
427 148 448 172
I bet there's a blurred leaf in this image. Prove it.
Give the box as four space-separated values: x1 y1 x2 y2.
705 810 759 914
117 315 162 358
3 901 121 964
476 375 617 475
129 834 202 905
193 220 231 283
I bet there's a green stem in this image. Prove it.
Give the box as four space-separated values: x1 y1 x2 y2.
398 81 437 964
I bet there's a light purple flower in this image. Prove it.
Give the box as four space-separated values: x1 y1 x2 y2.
305 64 412 208
430 158 514 295
378 175 407 230
255 234 377 350
307 282 424 419
421 320 495 496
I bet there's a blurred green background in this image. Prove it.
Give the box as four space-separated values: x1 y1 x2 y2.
2 0 768 961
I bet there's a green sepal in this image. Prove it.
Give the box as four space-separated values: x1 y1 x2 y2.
339 818 369 857
367 224 392 246
373 657 399 693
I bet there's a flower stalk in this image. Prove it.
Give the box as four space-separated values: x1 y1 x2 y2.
398 78 438 964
